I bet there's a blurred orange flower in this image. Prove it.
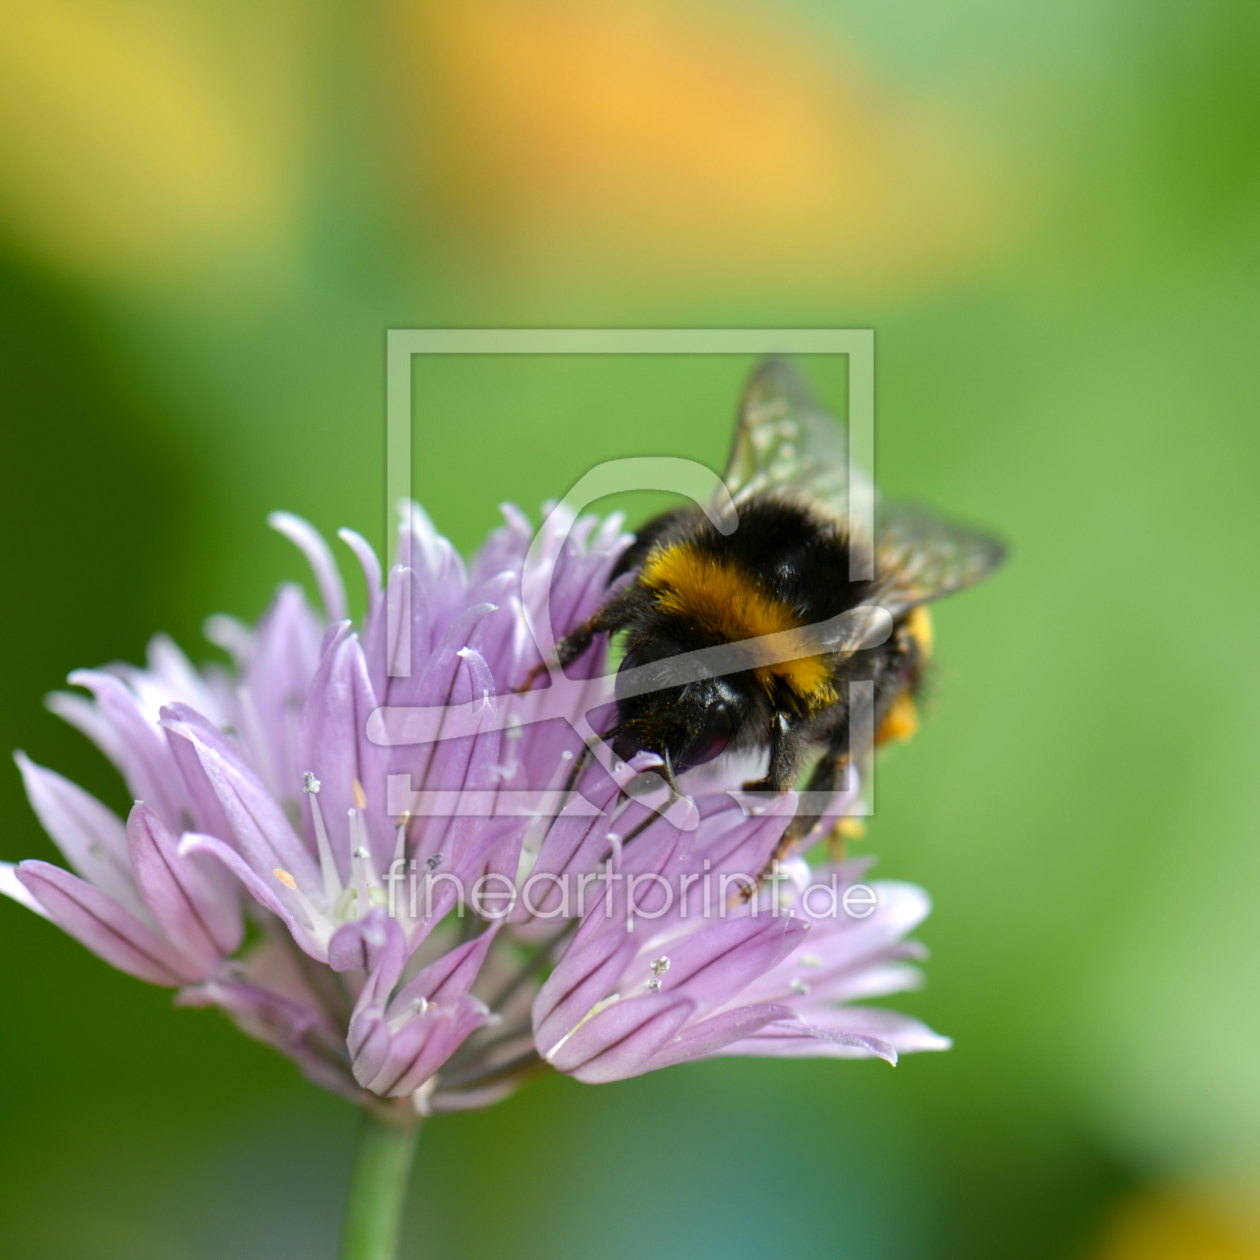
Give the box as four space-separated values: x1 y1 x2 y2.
389 0 1012 299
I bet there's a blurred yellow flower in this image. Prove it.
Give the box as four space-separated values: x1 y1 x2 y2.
1092 1188 1260 1260
0 0 308 284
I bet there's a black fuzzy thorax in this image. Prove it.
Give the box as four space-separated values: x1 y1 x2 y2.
613 495 874 629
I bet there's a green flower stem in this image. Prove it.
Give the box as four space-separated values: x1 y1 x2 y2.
339 1108 421 1260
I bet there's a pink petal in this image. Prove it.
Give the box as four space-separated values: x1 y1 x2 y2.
15 752 147 923
127 804 241 969
16 860 203 985
269 511 347 624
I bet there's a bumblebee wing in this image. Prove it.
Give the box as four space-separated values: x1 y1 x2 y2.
872 500 1005 617
721 358 865 517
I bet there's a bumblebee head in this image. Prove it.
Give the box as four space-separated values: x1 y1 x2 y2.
609 637 751 778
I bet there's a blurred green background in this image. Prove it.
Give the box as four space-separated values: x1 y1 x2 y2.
2 0 1259 1256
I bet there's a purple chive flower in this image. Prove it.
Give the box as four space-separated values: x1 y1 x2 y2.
2 500 945 1119
531 793 947 1082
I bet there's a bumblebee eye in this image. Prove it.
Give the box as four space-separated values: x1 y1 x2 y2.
615 644 648 706
618 644 647 675
680 701 737 770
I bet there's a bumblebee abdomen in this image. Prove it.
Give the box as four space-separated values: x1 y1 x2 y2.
873 606 933 745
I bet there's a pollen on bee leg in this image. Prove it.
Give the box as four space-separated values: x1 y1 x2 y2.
827 816 865 861
876 693 919 745
905 605 933 659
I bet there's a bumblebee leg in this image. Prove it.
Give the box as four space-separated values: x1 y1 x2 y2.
516 585 644 692
516 622 600 692
742 711 803 793
784 737 850 850
749 727 850 893
776 665 906 850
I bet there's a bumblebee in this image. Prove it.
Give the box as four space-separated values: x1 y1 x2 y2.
547 359 1004 859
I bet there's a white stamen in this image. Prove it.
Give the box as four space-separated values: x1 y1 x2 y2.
388 995 429 1033
789 978 811 996
303 771 321 794
349 810 370 917
799 952 823 970
307 782 342 909
351 810 387 908
644 977 662 992
650 956 670 975
543 993 621 1063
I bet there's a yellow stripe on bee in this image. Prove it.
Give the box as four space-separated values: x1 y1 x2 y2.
640 541 837 710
